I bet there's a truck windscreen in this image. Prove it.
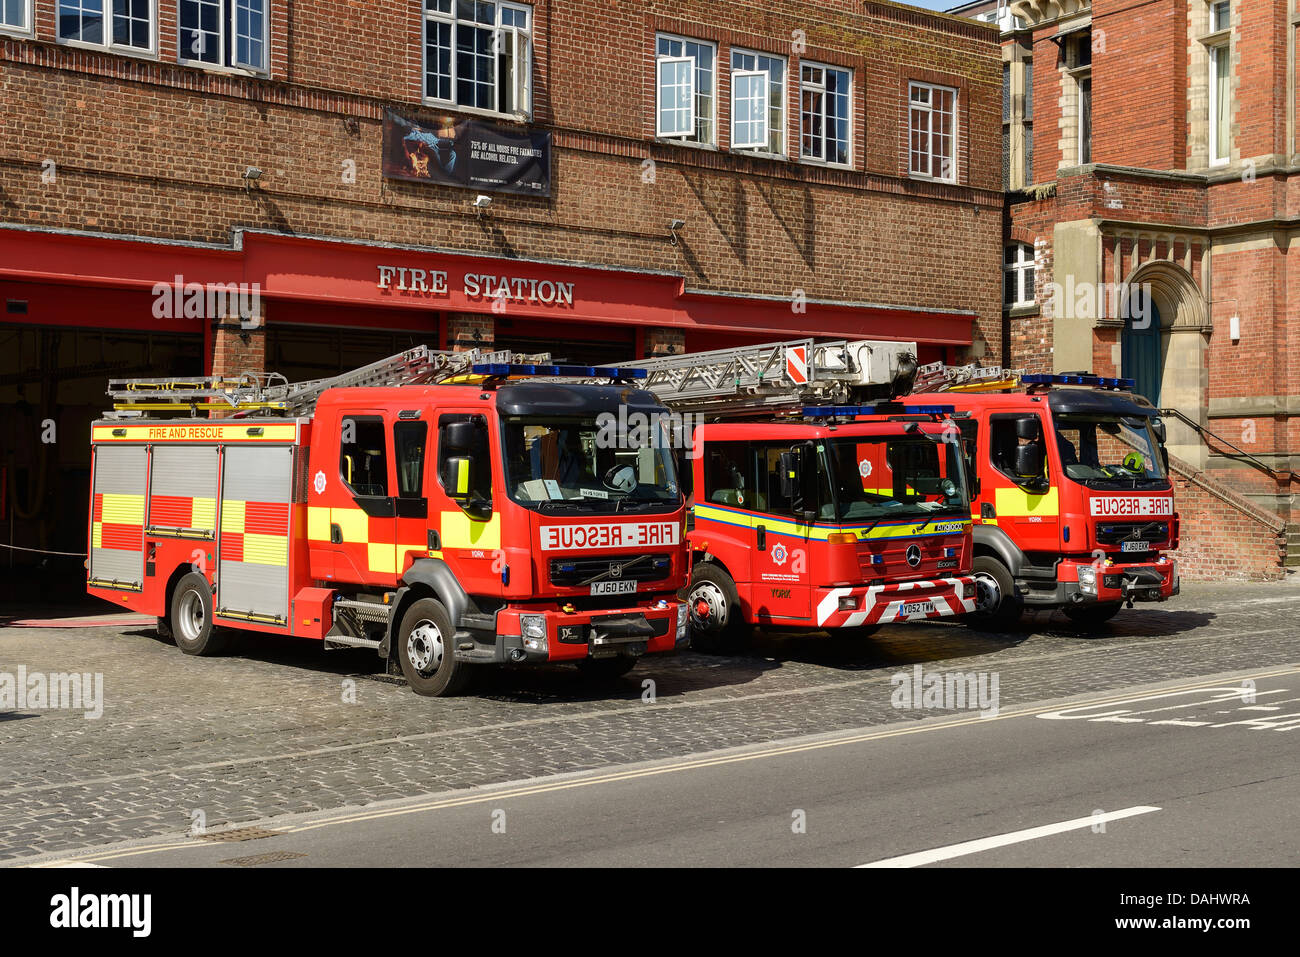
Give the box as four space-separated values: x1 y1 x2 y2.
1053 414 1168 489
819 436 969 523
502 415 681 514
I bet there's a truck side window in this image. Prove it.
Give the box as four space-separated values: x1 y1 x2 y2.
340 416 389 498
437 414 492 505
703 441 755 509
762 444 806 518
956 419 979 490
990 415 1049 485
394 422 428 499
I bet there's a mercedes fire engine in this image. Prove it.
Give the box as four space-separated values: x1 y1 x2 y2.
908 366 1180 629
86 348 689 696
611 339 988 650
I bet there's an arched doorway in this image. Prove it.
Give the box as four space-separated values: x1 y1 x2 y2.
1122 259 1209 467
1121 299 1163 405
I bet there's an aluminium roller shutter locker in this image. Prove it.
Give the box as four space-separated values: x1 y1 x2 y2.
89 444 148 590
217 444 295 624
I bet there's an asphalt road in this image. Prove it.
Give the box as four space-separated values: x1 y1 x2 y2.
23 667 1300 868
4 578 1299 868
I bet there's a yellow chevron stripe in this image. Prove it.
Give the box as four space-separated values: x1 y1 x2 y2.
190 498 216 531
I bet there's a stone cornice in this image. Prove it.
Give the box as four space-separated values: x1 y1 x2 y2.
1008 0 1092 30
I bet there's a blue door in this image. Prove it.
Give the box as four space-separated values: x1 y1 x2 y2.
1122 302 1162 405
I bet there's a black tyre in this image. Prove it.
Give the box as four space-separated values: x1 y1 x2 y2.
575 656 638 681
963 556 1022 631
687 562 748 653
170 572 228 656
396 598 471 697
1062 601 1122 630
156 616 174 642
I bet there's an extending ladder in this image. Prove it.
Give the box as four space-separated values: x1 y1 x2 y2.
105 346 551 418
602 338 921 417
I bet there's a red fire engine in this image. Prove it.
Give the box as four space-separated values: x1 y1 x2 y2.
86 348 689 696
615 339 988 650
909 367 1179 629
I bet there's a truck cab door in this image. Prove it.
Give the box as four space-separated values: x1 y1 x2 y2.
750 443 813 622
392 416 431 579
987 412 1059 549
332 412 398 586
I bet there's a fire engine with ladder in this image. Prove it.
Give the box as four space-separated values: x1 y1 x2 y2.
86 347 689 696
905 362 1180 629
607 338 991 650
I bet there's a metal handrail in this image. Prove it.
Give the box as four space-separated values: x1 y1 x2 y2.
1160 407 1296 481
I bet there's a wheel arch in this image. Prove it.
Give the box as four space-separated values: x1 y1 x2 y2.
972 525 1027 578
379 558 470 660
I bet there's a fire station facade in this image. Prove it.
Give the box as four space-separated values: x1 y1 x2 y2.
0 0 1003 565
950 0 1300 578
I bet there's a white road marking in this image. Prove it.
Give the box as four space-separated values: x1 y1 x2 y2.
1150 720 1211 727
1239 706 1281 712
856 806 1162 868
35 861 107 868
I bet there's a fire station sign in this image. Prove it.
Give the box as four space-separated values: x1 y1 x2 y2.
382 111 552 198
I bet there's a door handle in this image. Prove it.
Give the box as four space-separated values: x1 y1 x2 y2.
980 502 996 520
427 529 441 551
756 525 766 551
330 523 343 544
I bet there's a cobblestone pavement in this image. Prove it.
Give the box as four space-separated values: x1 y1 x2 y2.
1 579 1297 862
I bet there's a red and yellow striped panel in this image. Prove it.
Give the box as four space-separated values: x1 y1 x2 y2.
91 492 144 552
220 500 289 567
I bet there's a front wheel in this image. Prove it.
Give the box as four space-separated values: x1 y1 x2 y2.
687 563 748 654
170 572 228 656
1062 601 1122 630
963 556 1022 632
397 598 472 697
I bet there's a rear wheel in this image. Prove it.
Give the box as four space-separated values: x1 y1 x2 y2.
963 556 1022 632
576 656 638 681
1062 601 1122 630
397 598 472 697
687 563 748 654
170 572 228 656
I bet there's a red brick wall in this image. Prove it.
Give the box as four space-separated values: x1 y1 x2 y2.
1171 468 1286 582
0 1 1004 357
1091 0 1185 171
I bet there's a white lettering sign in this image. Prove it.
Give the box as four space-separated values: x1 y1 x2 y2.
539 522 681 551
1089 496 1174 518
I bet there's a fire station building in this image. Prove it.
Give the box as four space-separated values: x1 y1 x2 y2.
0 0 1003 567
950 0 1300 578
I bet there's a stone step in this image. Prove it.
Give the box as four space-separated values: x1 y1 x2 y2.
1286 555 1300 567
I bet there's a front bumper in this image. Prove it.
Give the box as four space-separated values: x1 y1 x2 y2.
485 599 687 664
815 576 979 629
1056 557 1178 605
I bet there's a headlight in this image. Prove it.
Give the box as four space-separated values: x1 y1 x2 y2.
520 615 546 640
676 603 689 631
1077 565 1097 594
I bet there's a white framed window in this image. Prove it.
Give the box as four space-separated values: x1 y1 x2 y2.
800 62 851 166
423 0 533 116
656 34 716 145
731 71 769 150
1004 243 1036 308
58 0 155 53
1206 2 1231 165
178 0 268 71
909 81 957 181
731 49 786 155
1 0 32 35
657 56 695 138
